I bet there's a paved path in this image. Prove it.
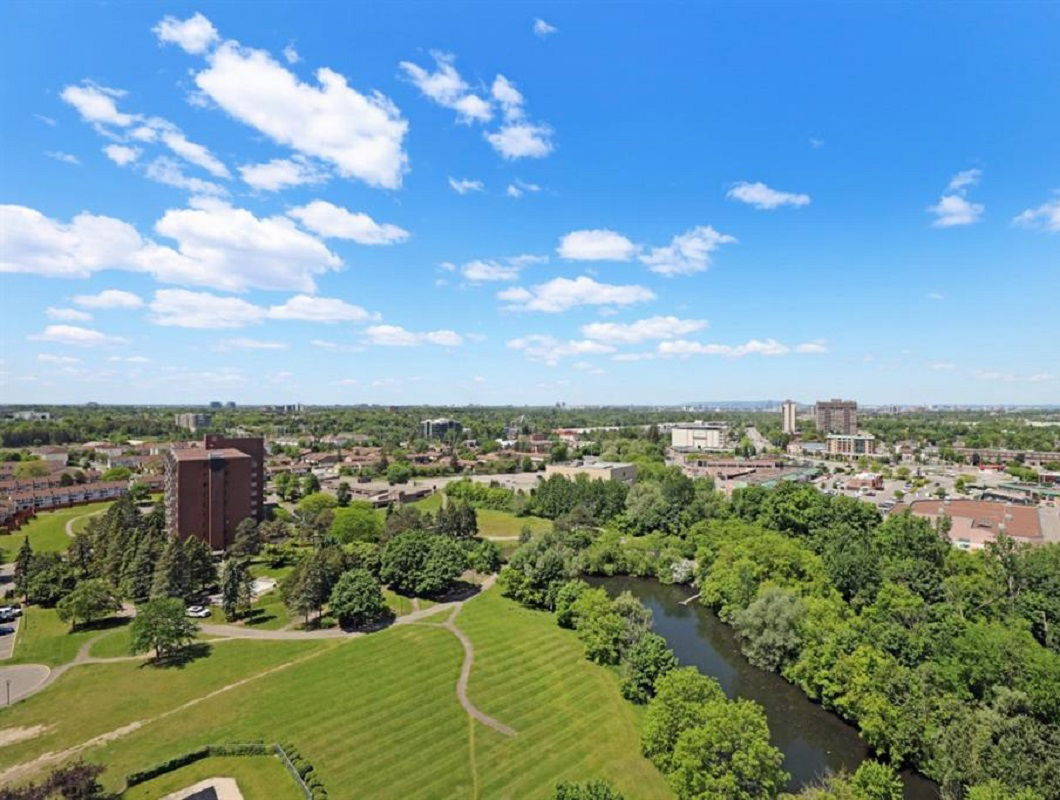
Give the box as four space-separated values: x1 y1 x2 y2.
64 507 106 538
439 605 516 737
0 664 50 706
0 616 20 660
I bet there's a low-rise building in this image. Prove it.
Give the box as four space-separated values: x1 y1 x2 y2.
544 460 637 485
846 472 884 491
826 433 877 456
30 446 68 464
894 498 1043 550
671 422 730 452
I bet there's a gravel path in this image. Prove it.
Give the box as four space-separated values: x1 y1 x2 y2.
440 606 516 737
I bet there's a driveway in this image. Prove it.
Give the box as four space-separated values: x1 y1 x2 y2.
0 616 19 660
0 664 50 706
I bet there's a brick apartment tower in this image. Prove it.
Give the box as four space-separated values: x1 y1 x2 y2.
164 436 265 550
814 399 858 435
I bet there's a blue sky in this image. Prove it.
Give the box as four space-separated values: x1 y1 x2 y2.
1 1 1058 406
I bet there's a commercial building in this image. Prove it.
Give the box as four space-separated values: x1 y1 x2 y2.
544 460 637 485
895 499 1043 550
671 422 729 452
420 418 463 439
174 412 212 432
781 400 798 435
164 436 265 550
815 399 858 435
826 433 877 456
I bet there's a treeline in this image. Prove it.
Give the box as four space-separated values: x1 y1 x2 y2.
496 474 1060 800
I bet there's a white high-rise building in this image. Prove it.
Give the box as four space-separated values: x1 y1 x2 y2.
781 400 797 435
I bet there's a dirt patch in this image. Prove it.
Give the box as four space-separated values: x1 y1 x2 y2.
0 725 50 748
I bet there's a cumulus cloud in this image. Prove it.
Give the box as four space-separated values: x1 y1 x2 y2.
282 44 300 64
148 289 265 328
456 254 545 283
103 144 140 166
267 294 378 323
364 325 463 347
144 157 227 195
928 169 984 227
581 315 708 344
73 289 144 309
485 122 553 159
507 334 614 365
399 52 492 123
46 308 92 322
238 156 328 192
28 325 127 347
449 177 484 194
639 226 736 276
498 276 655 313
727 181 811 210
657 338 827 358
287 200 408 244
192 36 408 188
153 13 219 54
1013 195 1060 233
37 353 82 364
60 83 135 128
557 229 637 261
45 151 80 165
533 18 558 37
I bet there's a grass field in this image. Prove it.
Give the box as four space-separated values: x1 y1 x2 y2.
121 755 303 800
0 501 113 560
2 586 671 799
413 493 553 539
6 606 129 667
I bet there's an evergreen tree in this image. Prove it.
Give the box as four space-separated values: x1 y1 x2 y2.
230 517 262 558
336 481 352 507
14 537 34 597
183 536 217 597
219 558 254 620
150 535 190 600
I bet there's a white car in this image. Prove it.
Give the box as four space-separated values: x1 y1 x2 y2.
185 605 211 618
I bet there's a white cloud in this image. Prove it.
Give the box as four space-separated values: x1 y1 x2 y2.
283 44 300 64
506 179 540 198
727 181 810 210
557 229 637 261
37 353 81 364
639 225 736 276
485 122 553 159
73 289 144 309
399 52 492 124
146 199 342 292
238 157 327 191
927 292 944 300
217 337 288 351
612 352 656 362
310 339 364 353
930 361 956 371
267 294 378 323
28 325 126 347
35 114 57 127
533 18 558 37
928 169 984 227
156 129 229 178
144 157 227 195
449 177 484 194
108 355 150 363
1013 196 1060 233
45 151 80 165
507 334 614 365
60 83 135 127
928 194 984 227
458 254 545 283
491 75 524 119
287 200 408 244
195 39 408 188
153 13 219 54
46 307 93 322
973 369 1056 383
658 338 826 358
809 137 824 149
581 315 708 344
103 144 141 165
364 325 463 347
947 169 981 193
499 276 655 313
148 289 266 328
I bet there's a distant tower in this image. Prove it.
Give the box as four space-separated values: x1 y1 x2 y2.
781 400 798 435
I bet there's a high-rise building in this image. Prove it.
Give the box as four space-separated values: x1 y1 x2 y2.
420 418 463 439
781 400 798 435
670 422 729 451
174 412 211 432
164 435 264 550
815 399 858 435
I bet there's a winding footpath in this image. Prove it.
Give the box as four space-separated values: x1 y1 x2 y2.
64 507 107 538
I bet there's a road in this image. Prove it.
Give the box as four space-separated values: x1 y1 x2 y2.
745 426 772 454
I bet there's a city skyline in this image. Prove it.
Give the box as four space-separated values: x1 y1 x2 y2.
2 2 1059 406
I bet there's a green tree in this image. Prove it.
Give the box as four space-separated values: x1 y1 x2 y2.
553 780 625 799
302 472 321 494
56 579 122 630
622 632 678 703
183 536 217 597
297 491 338 517
100 465 133 481
129 597 199 662
380 531 467 596
328 568 387 628
230 517 261 558
14 537 34 597
329 502 382 544
151 535 190 599
572 587 627 665
386 461 413 484
732 587 806 672
966 781 1044 800
468 539 501 573
641 667 727 773
219 558 253 620
336 481 352 507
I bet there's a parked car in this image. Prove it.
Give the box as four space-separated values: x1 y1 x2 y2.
185 605 211 618
0 626 14 636
0 605 22 618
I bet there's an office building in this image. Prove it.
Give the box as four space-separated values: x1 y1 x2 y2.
826 433 877 456
670 422 729 451
545 460 637 485
815 399 858 435
174 412 211 432
781 400 798 435
420 418 463 439
164 435 265 550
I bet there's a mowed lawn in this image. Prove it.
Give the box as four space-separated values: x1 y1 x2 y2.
7 606 129 667
121 755 303 800
3 586 671 799
413 492 553 539
0 501 113 558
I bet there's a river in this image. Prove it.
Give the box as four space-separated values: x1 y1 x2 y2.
593 576 939 799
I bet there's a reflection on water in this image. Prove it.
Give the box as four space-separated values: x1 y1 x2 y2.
592 576 938 800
